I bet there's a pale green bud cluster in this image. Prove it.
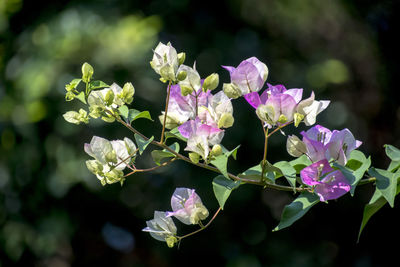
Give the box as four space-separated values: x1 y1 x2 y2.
286 135 307 157
63 109 89 125
150 42 184 82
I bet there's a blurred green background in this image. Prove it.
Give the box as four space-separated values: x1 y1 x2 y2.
1 0 400 266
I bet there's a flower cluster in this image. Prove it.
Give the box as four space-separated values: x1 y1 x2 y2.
62 41 388 247
84 136 137 185
287 125 362 201
143 188 209 247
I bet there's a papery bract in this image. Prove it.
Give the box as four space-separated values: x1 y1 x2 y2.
300 125 362 165
178 118 224 160
166 188 209 225
142 211 177 246
300 159 351 201
159 84 211 129
150 42 179 81
223 57 268 95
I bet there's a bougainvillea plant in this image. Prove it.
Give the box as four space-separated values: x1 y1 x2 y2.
63 42 400 248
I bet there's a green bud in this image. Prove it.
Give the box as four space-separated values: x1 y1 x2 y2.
101 114 116 123
217 113 234 128
165 236 178 248
105 150 117 164
189 203 209 224
278 114 287 124
210 144 222 157
189 152 200 164
177 71 187 81
160 65 176 81
104 89 115 106
180 85 193 96
86 160 103 174
65 91 76 101
120 82 135 104
63 109 89 125
104 169 124 184
294 112 304 127
178 52 186 65
203 73 219 91
223 83 242 99
65 78 81 92
82 62 94 83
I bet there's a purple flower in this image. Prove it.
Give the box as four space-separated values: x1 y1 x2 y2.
300 125 362 165
300 159 351 201
159 84 211 129
166 188 209 225
222 57 269 95
178 118 224 159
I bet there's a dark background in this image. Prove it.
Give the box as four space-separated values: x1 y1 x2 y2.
1 0 400 266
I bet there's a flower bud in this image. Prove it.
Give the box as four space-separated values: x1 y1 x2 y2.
223 83 242 99
150 42 179 81
202 73 219 91
120 82 135 104
210 144 222 157
180 85 193 96
286 135 307 157
278 114 288 124
82 62 94 83
178 52 186 65
165 236 178 248
177 71 187 81
294 112 304 127
104 89 115 106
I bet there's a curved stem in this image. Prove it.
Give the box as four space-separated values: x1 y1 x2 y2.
267 121 292 139
261 125 269 178
160 81 172 144
177 207 222 240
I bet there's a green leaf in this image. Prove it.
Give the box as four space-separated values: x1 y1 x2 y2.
150 142 179 166
75 91 87 104
369 167 398 207
273 191 320 231
127 109 153 124
164 127 187 142
224 145 240 160
358 179 400 241
212 175 241 209
238 162 275 183
289 155 312 174
118 105 129 119
210 154 229 178
335 156 371 196
134 134 154 155
89 80 109 90
238 164 263 181
385 144 400 161
346 150 367 171
151 150 175 166
274 161 297 189
388 160 400 172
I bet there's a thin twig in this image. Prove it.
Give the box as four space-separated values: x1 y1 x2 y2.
177 207 222 240
160 81 172 144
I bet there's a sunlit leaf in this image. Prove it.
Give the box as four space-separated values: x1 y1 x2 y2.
134 134 154 155
385 144 400 161
273 191 320 231
369 167 398 207
212 175 241 210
